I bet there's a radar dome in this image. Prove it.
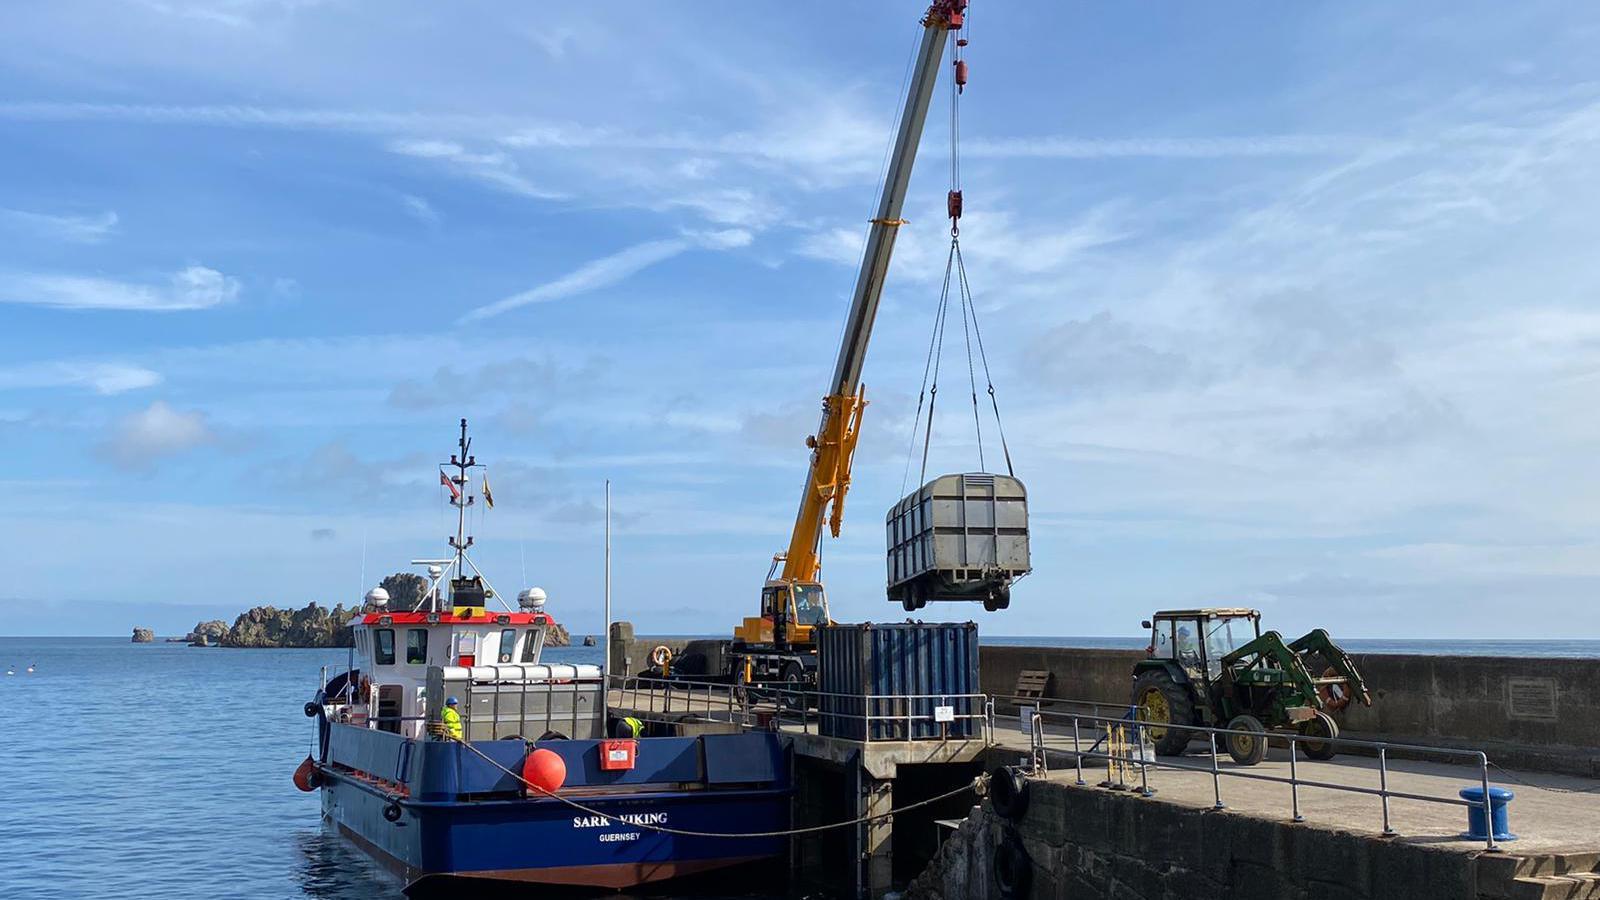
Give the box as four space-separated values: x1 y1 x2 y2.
365 587 390 609
518 587 548 610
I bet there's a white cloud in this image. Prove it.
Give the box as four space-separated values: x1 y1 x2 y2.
96 401 217 471
965 134 1398 160
0 265 240 311
0 361 162 395
388 138 562 200
460 239 691 323
400 194 438 224
0 208 119 243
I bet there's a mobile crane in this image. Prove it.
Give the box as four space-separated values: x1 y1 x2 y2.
726 0 971 694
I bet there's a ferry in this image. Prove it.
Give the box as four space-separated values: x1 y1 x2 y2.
299 420 791 893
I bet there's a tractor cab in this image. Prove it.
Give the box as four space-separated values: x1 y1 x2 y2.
1145 608 1261 682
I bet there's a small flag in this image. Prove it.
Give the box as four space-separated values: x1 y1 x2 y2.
482 474 494 509
440 471 461 501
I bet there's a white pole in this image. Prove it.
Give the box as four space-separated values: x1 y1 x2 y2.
602 480 612 728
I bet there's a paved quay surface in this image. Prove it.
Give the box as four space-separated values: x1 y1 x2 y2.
989 714 1600 857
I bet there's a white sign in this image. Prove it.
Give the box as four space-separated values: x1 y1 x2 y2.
1020 707 1037 735
934 704 955 723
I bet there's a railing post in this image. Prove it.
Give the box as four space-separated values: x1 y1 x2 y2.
1072 718 1085 786
1208 731 1225 810
1288 735 1303 822
1480 753 1498 852
1135 723 1153 797
1379 746 1395 836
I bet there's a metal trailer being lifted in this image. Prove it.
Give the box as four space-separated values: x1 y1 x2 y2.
886 473 1030 611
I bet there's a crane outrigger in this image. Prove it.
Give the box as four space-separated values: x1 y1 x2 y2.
729 0 970 691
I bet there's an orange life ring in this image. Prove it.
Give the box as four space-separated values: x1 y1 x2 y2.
1317 667 1352 713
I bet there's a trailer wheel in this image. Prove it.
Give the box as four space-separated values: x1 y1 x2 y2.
1298 711 1339 760
902 596 917 613
1225 715 1269 766
1132 670 1196 755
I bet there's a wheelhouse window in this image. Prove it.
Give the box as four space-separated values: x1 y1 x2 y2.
374 628 395 666
521 627 545 663
405 628 428 665
499 628 516 663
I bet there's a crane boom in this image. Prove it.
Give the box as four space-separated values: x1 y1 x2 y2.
780 0 966 585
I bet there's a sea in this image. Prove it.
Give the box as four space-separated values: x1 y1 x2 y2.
2 634 1596 899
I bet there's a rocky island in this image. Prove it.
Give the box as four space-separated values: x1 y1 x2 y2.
163 572 573 649
131 627 154 643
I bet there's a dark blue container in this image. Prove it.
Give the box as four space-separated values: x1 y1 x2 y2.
815 621 981 741
1459 786 1516 841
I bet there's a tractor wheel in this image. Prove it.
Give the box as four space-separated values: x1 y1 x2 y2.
1132 670 1196 756
1225 715 1268 766
1298 711 1339 760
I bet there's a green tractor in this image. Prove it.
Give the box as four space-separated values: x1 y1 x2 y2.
1131 608 1371 766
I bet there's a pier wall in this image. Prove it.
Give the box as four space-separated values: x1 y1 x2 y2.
979 646 1600 776
909 779 1535 900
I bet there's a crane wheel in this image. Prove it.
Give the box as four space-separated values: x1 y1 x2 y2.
1298 711 1339 760
1225 715 1269 766
1132 670 1196 756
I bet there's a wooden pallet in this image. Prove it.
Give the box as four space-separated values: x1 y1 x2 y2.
1014 669 1052 699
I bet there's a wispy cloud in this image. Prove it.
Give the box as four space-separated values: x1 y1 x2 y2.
460 239 691 323
0 265 240 311
388 138 562 200
965 134 1399 160
399 194 438 225
0 360 162 395
0 208 119 243
95 400 217 471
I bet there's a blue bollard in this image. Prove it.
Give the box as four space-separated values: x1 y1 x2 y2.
1459 786 1516 842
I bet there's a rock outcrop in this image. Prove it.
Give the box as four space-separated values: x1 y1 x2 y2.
185 620 228 645
221 603 357 648
131 627 155 643
546 621 571 647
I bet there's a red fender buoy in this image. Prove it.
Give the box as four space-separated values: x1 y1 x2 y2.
293 755 318 793
521 748 567 795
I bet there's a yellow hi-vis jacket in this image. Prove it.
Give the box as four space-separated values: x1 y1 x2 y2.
441 706 463 740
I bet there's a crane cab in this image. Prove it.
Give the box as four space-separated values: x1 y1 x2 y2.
735 579 831 649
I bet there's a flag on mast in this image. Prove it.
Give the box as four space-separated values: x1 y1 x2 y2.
440 471 461 501
482 474 494 509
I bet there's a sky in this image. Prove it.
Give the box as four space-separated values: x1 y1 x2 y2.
3 1 1600 639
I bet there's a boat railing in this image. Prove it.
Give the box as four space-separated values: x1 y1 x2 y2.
606 674 992 744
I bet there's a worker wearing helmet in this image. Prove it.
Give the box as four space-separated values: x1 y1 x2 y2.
439 696 464 741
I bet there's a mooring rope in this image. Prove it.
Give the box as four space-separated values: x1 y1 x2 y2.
448 738 987 839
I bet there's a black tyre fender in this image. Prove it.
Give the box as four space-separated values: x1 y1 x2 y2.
993 830 1032 899
304 701 321 718
989 765 1030 821
382 800 403 823
537 730 569 742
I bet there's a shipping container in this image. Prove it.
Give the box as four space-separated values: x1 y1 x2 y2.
885 472 1030 611
815 621 981 741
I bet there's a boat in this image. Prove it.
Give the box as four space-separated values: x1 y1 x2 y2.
300 419 791 893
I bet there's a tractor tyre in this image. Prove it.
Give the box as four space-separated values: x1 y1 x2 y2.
1298 711 1339 761
1133 670 1196 756
1225 715 1269 766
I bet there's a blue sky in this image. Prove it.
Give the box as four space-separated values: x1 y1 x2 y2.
4 1 1600 639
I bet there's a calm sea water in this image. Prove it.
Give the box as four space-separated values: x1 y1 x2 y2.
3 633 1596 900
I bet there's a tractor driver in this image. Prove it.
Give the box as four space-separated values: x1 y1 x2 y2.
1175 625 1202 669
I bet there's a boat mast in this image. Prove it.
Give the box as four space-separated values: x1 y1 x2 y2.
445 417 477 610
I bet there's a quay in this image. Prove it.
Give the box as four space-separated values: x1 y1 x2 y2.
610 628 1600 899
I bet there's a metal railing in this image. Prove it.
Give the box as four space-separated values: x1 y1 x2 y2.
1018 706 1501 851
607 674 993 744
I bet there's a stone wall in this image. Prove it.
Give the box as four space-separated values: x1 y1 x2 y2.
909 779 1529 900
976 646 1600 776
